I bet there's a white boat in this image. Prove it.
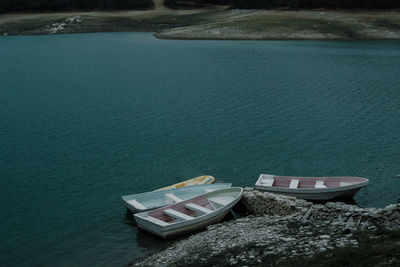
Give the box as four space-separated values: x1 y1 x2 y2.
134 187 243 239
155 175 215 191
122 183 232 213
255 174 369 201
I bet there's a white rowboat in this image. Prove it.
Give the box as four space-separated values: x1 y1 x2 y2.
134 187 243 239
122 183 232 213
155 175 214 191
255 174 368 200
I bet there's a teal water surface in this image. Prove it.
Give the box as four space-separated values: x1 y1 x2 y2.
1 33 400 266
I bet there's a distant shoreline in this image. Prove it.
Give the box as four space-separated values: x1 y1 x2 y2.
1 8 400 40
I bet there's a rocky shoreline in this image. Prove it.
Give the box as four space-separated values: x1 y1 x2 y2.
132 188 400 266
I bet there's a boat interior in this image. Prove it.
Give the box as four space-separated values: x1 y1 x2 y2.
259 175 357 189
144 195 219 225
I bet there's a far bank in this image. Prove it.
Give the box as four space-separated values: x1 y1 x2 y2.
1 8 400 40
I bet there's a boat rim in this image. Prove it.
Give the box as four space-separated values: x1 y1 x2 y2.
134 187 243 230
255 174 369 194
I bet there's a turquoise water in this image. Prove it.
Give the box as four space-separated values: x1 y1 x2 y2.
1 32 400 266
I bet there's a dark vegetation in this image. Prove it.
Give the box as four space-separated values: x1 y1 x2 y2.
232 0 400 9
165 0 400 9
0 0 154 13
164 0 229 9
1 0 400 13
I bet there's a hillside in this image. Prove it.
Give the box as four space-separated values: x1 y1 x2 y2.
1 7 400 40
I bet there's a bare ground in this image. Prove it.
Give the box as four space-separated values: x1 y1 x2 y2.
156 9 400 40
1 7 400 40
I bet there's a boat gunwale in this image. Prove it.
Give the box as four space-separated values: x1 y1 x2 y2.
122 183 232 213
121 183 232 201
155 175 215 191
134 187 243 232
255 174 369 194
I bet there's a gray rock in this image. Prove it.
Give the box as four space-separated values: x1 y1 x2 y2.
384 204 398 216
320 235 331 239
133 189 400 266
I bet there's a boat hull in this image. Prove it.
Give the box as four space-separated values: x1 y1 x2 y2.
134 187 243 239
255 174 368 201
122 183 231 213
255 187 363 200
135 209 231 239
155 175 215 191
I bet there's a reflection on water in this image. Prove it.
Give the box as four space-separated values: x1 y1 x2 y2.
136 226 177 249
124 210 137 226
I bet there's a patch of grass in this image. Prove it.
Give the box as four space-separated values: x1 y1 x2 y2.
371 18 400 29
0 18 60 34
0 9 222 35
233 14 364 39
138 10 222 27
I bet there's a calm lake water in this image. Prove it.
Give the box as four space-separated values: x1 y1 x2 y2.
1 32 400 266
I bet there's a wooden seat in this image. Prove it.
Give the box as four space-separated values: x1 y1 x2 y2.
185 203 213 214
164 209 194 220
208 198 226 209
315 181 327 189
128 199 146 210
165 193 182 203
289 179 299 189
261 178 274 186
145 215 170 226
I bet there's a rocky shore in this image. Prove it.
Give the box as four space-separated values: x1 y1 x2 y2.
132 188 400 266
